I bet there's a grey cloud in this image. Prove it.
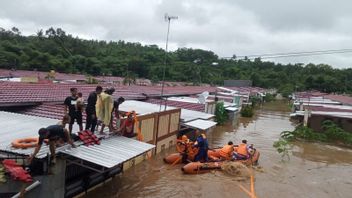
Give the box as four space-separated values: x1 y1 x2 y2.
0 0 351 68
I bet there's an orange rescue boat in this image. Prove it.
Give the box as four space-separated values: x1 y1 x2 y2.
181 149 260 174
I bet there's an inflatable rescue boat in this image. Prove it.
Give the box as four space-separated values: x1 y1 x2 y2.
181 149 260 174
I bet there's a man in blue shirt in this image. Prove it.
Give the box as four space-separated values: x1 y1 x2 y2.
193 131 209 162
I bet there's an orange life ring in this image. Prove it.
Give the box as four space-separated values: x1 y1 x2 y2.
12 137 39 149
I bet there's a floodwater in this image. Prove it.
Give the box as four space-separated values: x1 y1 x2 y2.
86 101 352 198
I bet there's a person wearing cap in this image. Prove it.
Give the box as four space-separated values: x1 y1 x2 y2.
28 125 75 164
96 87 115 134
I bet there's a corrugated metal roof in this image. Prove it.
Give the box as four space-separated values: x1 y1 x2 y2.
60 136 154 168
0 111 81 158
182 119 217 131
121 100 214 122
119 100 177 115
0 111 155 166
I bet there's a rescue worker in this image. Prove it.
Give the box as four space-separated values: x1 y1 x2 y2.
177 135 191 163
28 125 75 165
193 132 209 162
219 141 234 160
233 139 250 160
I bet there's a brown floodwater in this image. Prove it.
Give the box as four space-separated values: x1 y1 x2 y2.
86 101 352 198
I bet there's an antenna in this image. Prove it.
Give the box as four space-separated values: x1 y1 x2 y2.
198 91 209 104
165 13 178 21
159 13 178 111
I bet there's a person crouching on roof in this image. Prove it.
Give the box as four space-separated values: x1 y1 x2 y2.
116 112 137 138
28 125 75 165
193 131 209 162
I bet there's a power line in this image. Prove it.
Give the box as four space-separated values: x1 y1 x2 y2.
224 48 352 60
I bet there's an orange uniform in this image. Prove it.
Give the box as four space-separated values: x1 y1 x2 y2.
219 144 234 160
234 143 248 156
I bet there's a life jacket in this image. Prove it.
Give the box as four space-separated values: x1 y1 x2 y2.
219 145 234 160
236 143 248 156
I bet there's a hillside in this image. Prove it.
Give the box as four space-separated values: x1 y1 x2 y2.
1 27 352 95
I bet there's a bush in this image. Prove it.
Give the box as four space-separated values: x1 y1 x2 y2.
215 102 228 125
273 139 292 160
280 122 352 146
249 96 262 107
86 76 98 84
264 93 276 102
240 105 254 117
322 120 352 144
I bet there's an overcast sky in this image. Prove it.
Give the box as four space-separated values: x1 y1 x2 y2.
1 0 351 68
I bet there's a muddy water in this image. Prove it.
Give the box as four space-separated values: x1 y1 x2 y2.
86 101 352 198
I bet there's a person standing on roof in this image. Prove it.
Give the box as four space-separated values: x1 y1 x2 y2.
110 97 125 130
96 87 115 134
28 125 75 165
85 86 103 132
64 88 83 133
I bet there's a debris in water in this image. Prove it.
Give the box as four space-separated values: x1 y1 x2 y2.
221 162 251 179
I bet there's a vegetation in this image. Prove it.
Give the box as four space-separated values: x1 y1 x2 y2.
280 121 352 146
215 102 228 125
249 96 262 107
274 120 352 160
273 139 292 161
240 105 254 117
1 27 352 94
263 93 276 102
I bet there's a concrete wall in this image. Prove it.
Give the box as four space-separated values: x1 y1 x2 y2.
205 102 216 114
155 135 177 153
308 115 352 133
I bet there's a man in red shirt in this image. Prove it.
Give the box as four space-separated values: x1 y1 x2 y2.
117 113 137 138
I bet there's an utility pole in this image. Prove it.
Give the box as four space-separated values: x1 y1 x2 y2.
159 13 178 111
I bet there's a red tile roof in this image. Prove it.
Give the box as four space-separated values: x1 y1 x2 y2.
145 99 205 112
325 94 352 106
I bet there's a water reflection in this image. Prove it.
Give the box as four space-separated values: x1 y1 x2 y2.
86 101 352 198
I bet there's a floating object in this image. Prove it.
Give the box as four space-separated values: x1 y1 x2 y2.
78 130 100 145
12 137 38 149
181 150 260 174
2 160 32 182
